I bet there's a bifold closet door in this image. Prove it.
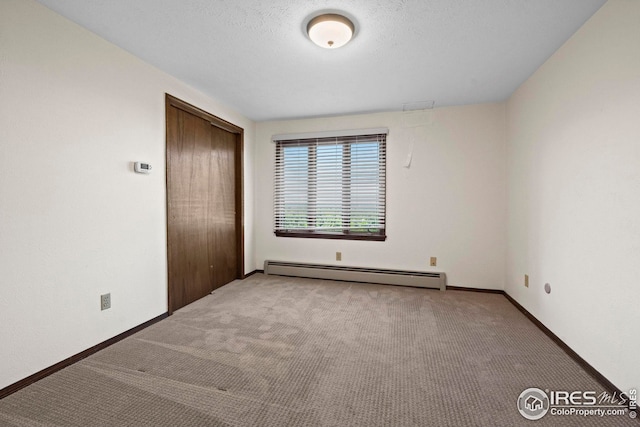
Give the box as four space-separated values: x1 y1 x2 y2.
166 103 239 313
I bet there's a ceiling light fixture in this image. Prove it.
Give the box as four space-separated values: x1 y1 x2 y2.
307 13 354 49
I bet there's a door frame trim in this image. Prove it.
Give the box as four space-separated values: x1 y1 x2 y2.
165 94 245 314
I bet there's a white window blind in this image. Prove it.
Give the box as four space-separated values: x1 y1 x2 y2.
274 132 386 240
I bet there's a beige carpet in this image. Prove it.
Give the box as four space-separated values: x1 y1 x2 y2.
0 274 635 427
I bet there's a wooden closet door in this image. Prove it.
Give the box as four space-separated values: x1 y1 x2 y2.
166 95 243 314
167 106 215 312
209 125 238 290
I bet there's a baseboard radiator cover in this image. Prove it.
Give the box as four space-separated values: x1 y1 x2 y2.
263 261 446 291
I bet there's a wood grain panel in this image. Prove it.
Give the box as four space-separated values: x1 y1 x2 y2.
210 125 238 289
166 94 244 314
167 106 214 312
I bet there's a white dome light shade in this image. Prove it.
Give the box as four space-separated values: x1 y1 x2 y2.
307 14 354 49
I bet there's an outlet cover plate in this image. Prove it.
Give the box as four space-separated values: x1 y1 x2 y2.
101 293 111 310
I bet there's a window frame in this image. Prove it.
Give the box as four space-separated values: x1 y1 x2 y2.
273 130 387 242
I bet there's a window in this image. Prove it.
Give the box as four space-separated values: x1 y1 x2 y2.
274 130 387 241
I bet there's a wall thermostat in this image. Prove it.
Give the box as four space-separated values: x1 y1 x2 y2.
134 162 152 174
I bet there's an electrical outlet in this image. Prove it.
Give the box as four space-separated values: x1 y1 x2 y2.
430 257 437 267
336 252 342 261
101 293 111 311
524 274 529 288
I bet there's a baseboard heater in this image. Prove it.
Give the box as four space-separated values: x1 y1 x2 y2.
264 261 446 291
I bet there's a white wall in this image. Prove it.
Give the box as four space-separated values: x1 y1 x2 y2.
0 0 255 389
255 105 507 289
506 0 640 391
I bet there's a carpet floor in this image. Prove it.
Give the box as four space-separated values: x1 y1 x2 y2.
0 274 635 426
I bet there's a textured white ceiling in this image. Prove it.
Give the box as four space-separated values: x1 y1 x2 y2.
35 0 606 121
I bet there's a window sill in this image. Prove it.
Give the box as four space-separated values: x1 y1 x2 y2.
275 231 386 242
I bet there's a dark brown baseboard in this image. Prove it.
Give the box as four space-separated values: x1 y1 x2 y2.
0 312 168 400
446 285 504 294
502 293 627 398
446 285 628 399
243 269 263 279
